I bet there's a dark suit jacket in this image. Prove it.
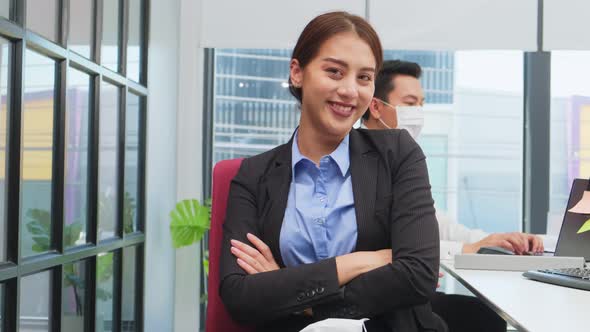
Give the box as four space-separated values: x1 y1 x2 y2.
219 128 443 332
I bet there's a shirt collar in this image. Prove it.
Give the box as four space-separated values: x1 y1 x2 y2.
291 129 350 177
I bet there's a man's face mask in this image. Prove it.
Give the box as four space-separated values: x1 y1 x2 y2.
376 99 424 140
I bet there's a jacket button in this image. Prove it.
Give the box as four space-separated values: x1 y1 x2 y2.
316 287 325 294
306 290 316 297
297 293 305 301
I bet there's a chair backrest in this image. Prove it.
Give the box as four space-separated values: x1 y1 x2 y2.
206 158 253 332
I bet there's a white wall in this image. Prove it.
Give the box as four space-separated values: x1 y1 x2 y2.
144 0 181 331
174 0 206 330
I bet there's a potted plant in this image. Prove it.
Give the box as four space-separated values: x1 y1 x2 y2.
169 198 212 307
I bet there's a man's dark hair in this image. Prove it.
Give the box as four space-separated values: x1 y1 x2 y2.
363 60 422 120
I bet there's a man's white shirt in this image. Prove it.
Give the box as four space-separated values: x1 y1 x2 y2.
359 121 488 259
436 212 488 260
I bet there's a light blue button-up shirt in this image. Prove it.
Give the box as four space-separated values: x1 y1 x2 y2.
279 130 358 267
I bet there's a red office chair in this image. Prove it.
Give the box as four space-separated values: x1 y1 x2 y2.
206 158 253 332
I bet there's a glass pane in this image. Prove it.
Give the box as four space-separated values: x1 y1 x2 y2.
69 0 93 59
0 283 4 331
124 93 140 234
102 0 120 72
65 68 91 248
127 0 142 82
549 51 590 235
20 271 51 331
96 252 115 332
0 0 8 20
212 49 524 233
26 0 59 42
121 246 137 331
20 49 55 257
98 81 119 241
0 38 9 262
62 260 88 332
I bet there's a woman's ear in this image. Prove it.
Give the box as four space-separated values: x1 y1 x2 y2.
368 98 382 120
290 59 302 87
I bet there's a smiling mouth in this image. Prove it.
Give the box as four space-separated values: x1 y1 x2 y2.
328 101 355 117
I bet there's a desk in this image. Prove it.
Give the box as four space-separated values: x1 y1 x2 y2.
441 260 590 332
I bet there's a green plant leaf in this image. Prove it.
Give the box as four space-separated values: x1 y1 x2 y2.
577 218 590 234
97 253 114 282
96 287 113 301
64 222 83 247
169 199 211 249
32 236 50 247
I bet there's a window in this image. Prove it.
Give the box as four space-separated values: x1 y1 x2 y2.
20 49 55 258
68 0 94 59
20 270 51 330
211 49 524 234
0 37 8 262
96 251 116 332
125 93 141 234
0 2 148 331
121 246 140 331
127 0 144 82
0 0 8 20
98 81 120 241
0 283 4 331
549 51 590 235
62 259 89 331
26 0 59 42
65 67 91 248
102 0 121 72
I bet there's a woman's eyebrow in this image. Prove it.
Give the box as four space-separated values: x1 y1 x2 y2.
321 57 375 72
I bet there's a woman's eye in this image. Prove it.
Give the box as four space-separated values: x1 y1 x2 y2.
326 68 343 78
358 74 372 81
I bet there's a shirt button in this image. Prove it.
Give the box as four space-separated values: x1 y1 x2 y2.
315 218 325 224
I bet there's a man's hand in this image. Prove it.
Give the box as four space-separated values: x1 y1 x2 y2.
437 272 444 288
462 232 544 255
230 233 280 274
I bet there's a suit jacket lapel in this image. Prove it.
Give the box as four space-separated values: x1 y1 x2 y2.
349 130 378 251
262 141 292 267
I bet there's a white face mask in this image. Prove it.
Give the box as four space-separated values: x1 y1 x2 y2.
376 99 424 140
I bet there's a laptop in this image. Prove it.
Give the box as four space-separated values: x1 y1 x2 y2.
548 178 590 262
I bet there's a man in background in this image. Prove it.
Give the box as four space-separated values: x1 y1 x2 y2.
362 59 544 332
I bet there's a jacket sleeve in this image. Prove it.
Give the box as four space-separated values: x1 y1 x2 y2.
218 158 344 324
314 130 441 319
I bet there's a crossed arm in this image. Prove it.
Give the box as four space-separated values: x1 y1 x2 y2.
231 233 392 286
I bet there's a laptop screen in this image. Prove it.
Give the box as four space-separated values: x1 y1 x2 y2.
555 179 590 261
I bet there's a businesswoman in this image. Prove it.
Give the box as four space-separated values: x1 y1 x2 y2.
219 11 444 332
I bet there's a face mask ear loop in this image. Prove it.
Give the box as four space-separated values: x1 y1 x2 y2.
378 117 392 129
374 98 395 129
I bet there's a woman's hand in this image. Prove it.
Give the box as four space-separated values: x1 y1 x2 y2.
335 249 392 286
230 233 280 274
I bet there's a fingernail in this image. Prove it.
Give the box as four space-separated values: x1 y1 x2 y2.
231 239 237 245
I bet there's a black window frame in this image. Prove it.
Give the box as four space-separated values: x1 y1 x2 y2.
0 0 149 331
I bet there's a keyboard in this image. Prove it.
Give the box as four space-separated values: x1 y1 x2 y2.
523 267 590 291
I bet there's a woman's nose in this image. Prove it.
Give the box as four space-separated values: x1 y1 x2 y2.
336 80 359 100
